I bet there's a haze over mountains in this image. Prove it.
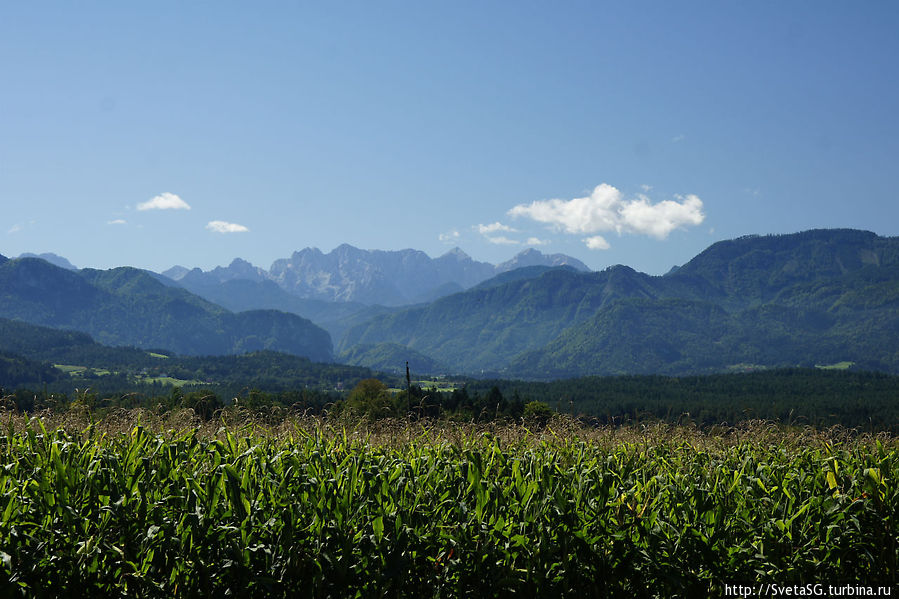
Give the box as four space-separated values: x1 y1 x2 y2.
2 230 899 380
164 245 590 306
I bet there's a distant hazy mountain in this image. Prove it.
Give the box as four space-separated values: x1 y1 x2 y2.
0 257 333 361
267 245 499 305
341 229 899 377
161 265 190 280
164 245 591 308
496 248 588 273
17 252 77 270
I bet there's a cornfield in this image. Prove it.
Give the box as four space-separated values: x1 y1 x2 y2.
0 413 896 597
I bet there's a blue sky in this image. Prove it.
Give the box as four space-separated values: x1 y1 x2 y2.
2 2 898 275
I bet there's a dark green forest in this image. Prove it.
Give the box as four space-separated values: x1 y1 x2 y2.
4 342 898 432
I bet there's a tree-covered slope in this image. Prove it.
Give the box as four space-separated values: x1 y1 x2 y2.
340 266 662 373
171 276 382 343
343 230 899 377
0 259 333 361
0 318 373 394
337 342 446 375
509 232 899 377
0 351 65 389
668 229 899 309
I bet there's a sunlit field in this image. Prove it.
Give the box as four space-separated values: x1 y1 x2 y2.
0 409 895 597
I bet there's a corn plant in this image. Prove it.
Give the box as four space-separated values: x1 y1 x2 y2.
0 419 895 598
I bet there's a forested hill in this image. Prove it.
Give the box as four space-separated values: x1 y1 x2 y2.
0 258 333 361
341 229 899 377
669 229 899 309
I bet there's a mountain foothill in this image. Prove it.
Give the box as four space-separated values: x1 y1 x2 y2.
2 229 899 381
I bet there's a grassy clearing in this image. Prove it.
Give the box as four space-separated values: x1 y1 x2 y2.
52 363 202 386
54 364 111 377
816 361 856 370
53 364 86 374
0 412 895 597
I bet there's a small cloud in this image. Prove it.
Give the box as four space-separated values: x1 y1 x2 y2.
486 235 520 245
7 223 23 234
137 192 191 211
671 134 686 143
640 184 653 192
439 229 460 243
509 183 705 243
107 219 127 225
525 237 550 246
476 222 518 235
584 235 611 250
206 220 249 234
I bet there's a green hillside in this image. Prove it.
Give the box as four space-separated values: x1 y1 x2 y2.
338 342 446 374
340 266 648 372
0 318 374 396
342 230 899 377
0 259 333 361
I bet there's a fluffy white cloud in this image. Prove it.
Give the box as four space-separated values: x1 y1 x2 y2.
584 235 611 250
486 235 519 245
206 220 249 234
619 194 704 239
525 237 550 246
137 192 191 211
439 229 461 243
107 219 127 225
508 183 705 240
477 222 518 234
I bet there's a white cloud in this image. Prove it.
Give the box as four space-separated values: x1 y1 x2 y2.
107 219 127 225
7 219 37 235
477 222 518 234
584 235 611 250
508 183 705 241
640 184 653 192
137 192 191 211
486 235 520 245
619 194 705 239
672 134 686 143
525 237 550 246
439 229 460 243
206 220 249 234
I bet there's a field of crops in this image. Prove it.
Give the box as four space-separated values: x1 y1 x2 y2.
0 412 896 597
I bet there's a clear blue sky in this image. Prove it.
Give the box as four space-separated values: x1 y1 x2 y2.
3 2 898 275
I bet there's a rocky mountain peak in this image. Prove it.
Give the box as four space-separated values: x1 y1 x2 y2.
439 247 472 261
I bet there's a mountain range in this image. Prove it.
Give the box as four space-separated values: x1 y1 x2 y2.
3 229 899 380
164 245 590 306
340 229 899 377
0 257 332 361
